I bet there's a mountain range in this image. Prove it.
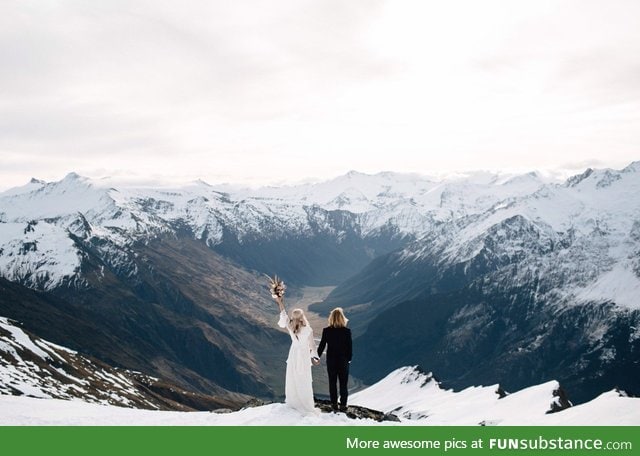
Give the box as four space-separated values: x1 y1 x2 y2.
313 163 640 402
1 163 639 404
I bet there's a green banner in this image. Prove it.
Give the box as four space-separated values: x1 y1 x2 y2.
1 426 638 456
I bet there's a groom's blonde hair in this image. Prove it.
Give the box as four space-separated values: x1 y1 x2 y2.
328 307 348 328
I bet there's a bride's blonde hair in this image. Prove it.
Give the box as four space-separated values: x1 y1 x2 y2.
289 308 309 335
328 307 348 328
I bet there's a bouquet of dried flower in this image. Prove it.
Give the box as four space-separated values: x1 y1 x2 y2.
266 274 286 300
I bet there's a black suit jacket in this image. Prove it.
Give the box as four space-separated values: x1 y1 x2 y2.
318 327 352 362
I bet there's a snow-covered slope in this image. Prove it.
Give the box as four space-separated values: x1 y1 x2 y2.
350 366 572 425
0 221 82 290
1 366 638 425
399 162 640 310
351 366 639 426
1 316 153 406
0 316 247 411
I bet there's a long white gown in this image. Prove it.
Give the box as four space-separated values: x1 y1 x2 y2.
278 310 318 414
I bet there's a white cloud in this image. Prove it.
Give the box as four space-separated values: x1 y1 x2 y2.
1 0 639 190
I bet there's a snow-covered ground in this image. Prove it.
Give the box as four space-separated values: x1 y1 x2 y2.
0 397 375 426
1 366 638 426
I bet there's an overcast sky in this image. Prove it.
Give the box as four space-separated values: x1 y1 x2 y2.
1 0 639 190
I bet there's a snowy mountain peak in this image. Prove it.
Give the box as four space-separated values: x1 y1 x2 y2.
63 171 83 181
623 160 640 173
565 168 594 187
499 171 543 186
395 365 438 387
192 178 212 187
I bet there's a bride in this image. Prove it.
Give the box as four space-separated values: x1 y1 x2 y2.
275 294 320 414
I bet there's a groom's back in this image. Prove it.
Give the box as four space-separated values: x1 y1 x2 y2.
321 326 352 362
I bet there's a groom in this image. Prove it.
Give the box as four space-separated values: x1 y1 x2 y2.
317 307 352 412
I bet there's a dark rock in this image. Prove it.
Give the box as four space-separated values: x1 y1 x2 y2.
243 398 272 408
547 386 572 414
383 413 401 422
614 388 629 397
315 399 399 422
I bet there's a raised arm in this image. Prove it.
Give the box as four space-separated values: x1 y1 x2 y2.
276 296 288 329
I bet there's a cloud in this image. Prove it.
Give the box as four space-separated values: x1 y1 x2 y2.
0 1 393 141
0 0 639 190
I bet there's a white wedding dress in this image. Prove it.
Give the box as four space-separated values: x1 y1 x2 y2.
278 310 318 414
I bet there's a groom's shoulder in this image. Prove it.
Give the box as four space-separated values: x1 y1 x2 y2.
322 326 350 333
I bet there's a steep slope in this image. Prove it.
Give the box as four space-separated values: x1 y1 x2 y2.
318 163 640 402
355 289 639 403
0 316 248 411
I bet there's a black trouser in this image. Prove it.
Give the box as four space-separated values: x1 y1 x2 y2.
327 358 349 407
